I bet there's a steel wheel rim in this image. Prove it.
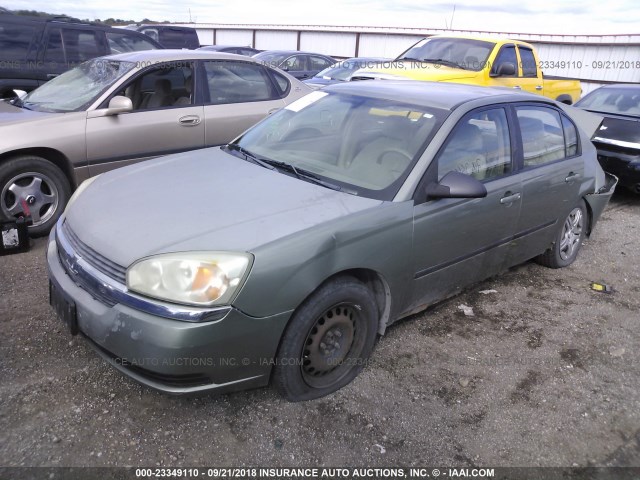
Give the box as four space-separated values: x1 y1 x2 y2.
1 171 59 227
559 207 583 260
301 303 366 389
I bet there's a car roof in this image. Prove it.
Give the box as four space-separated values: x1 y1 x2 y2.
104 49 258 63
324 80 554 110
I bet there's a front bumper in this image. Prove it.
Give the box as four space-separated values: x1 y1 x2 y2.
46 228 292 395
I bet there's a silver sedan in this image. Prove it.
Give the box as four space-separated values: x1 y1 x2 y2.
0 50 311 235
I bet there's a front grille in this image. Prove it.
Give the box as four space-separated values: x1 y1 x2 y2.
56 242 117 307
61 221 127 284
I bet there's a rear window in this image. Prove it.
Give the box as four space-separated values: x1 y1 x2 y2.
0 24 37 61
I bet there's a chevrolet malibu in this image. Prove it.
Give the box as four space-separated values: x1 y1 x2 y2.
0 50 311 235
47 81 617 401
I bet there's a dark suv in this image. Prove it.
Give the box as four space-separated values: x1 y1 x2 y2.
0 13 162 97
127 25 200 49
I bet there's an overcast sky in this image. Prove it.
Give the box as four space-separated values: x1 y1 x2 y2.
3 0 638 35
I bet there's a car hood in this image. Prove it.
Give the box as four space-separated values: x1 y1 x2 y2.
352 62 477 82
65 147 382 268
0 100 57 126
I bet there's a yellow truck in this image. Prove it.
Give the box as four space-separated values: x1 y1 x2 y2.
353 35 582 104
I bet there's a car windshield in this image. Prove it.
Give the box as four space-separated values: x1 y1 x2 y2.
397 37 494 72
21 59 136 112
576 87 640 117
315 60 381 81
231 91 447 200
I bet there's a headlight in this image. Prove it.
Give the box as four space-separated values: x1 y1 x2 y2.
127 252 252 307
65 175 100 212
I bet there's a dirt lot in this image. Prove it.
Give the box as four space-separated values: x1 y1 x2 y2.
0 190 639 471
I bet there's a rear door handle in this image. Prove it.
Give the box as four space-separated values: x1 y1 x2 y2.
179 115 201 126
565 172 581 183
512 86 522 90
46 74 59 79
500 192 521 204
268 108 280 115
535 85 543 91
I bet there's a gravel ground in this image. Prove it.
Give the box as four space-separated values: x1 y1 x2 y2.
0 189 638 470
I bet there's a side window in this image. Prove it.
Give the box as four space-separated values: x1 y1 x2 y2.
61 28 103 65
106 32 158 53
44 28 65 64
282 55 305 71
114 63 194 110
309 55 332 70
492 45 518 77
437 108 512 181
0 24 37 61
516 107 566 166
562 115 579 157
203 61 276 105
519 47 538 78
269 70 290 97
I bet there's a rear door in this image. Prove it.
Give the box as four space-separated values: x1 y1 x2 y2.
408 106 523 312
85 61 204 175
200 59 286 146
505 103 584 265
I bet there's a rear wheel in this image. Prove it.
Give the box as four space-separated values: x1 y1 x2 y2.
535 200 587 268
273 276 379 401
0 156 71 237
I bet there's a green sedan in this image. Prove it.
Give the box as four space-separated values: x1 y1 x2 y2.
47 81 616 401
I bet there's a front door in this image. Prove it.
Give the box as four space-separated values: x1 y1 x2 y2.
85 62 204 176
408 107 522 313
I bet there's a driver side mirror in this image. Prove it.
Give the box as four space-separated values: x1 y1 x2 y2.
104 95 133 116
491 62 516 77
12 89 27 99
425 171 487 199
88 95 133 118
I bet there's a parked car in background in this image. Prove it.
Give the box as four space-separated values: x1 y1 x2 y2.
305 57 390 87
0 12 162 97
127 24 200 49
198 45 261 56
253 50 335 80
0 50 311 235
575 84 640 194
47 81 616 402
352 35 582 104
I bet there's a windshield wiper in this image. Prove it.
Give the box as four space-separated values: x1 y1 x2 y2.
224 144 275 170
420 58 469 70
224 144 343 192
269 161 343 191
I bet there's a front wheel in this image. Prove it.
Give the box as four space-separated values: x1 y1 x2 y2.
535 200 587 268
273 276 379 402
0 156 71 237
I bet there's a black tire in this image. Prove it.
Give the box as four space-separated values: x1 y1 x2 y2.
0 156 71 237
535 200 587 269
273 276 379 402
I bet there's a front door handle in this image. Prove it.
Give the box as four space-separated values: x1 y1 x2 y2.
268 108 280 115
565 172 581 183
179 115 201 126
535 85 543 91
500 192 521 204
512 85 522 90
46 73 59 79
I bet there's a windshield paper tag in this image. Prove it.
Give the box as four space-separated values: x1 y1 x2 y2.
285 91 328 112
